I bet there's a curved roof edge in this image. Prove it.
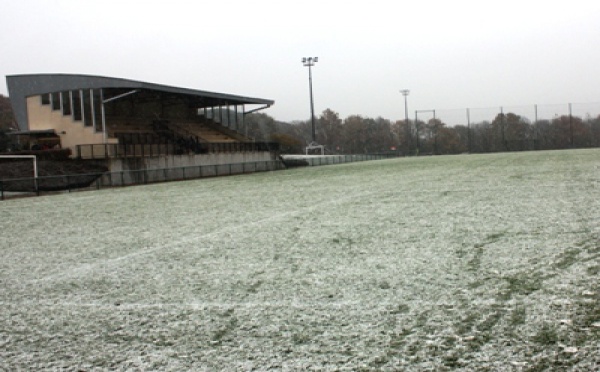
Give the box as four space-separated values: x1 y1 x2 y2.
6 73 275 131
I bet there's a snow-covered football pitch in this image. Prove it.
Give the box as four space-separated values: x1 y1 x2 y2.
1 149 599 371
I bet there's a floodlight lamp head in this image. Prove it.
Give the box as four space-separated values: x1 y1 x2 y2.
302 56 318 66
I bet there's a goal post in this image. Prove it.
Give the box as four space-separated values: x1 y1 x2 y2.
305 142 324 156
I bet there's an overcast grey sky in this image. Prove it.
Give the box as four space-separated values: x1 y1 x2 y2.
1 0 599 122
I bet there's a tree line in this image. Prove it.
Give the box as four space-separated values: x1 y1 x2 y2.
244 108 600 155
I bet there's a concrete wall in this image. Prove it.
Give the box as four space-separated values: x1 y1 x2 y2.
102 160 283 186
26 96 117 154
108 151 276 172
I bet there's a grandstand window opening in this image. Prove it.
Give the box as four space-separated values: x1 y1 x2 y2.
51 92 60 111
72 90 82 121
41 93 50 105
82 90 93 127
61 91 71 116
93 89 103 131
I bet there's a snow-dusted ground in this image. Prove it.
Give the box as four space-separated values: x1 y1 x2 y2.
1 149 599 371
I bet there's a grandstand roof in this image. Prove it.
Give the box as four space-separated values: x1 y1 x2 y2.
6 74 275 131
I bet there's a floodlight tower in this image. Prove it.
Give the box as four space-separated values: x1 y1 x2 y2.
400 89 410 153
302 57 318 144
400 89 410 124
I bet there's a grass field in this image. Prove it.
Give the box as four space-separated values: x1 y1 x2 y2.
1 149 599 371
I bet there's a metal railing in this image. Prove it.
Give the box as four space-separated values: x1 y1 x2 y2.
1 160 285 200
75 142 280 159
282 154 395 166
0 153 396 200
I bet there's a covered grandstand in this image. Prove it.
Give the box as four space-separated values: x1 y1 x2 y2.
6 74 278 164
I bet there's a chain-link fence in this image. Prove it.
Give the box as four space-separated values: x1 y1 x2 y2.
405 102 600 154
428 102 600 127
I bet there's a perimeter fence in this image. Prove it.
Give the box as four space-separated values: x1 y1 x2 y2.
416 102 600 127
0 153 395 200
0 160 283 200
283 154 395 167
407 102 600 154
75 142 279 160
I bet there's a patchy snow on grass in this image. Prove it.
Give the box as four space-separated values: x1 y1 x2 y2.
1 149 599 371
